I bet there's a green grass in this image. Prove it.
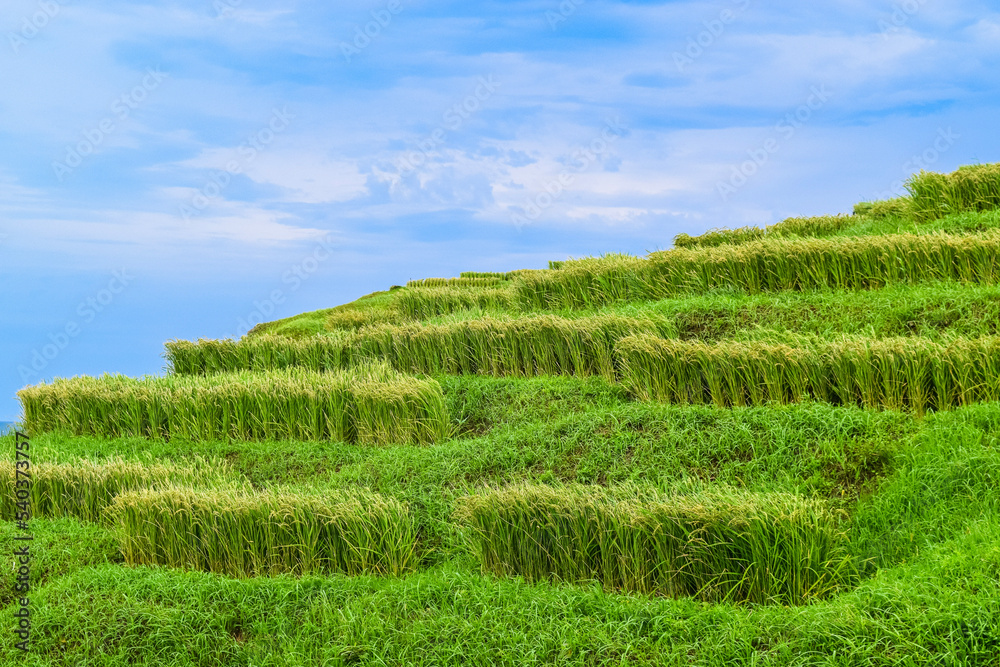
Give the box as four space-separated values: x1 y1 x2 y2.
8 169 1000 664
4 375 1000 663
4 378 912 560
4 523 999 665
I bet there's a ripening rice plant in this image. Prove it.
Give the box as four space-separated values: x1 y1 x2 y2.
167 316 670 381
0 456 230 523
767 214 855 238
17 362 448 445
673 226 766 249
354 314 668 380
515 254 651 310
326 306 403 331
616 334 1000 413
519 231 1000 310
406 277 506 288
165 334 357 376
853 197 912 219
460 271 509 279
396 285 516 319
672 217 853 250
907 163 1000 222
105 486 419 577
454 484 856 605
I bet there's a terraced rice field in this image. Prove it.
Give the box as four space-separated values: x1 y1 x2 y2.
5 164 1000 665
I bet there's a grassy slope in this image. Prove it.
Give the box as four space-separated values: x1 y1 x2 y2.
6 199 1000 665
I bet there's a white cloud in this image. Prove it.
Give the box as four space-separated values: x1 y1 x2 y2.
175 148 368 204
241 153 369 203
967 18 1000 47
12 204 327 248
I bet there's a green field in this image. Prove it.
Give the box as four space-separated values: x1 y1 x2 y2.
6 164 1000 665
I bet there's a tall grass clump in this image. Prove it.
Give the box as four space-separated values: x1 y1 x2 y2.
396 286 515 319
617 334 1000 413
518 231 1000 310
0 457 229 522
455 484 855 605
907 163 1000 222
105 486 418 577
17 363 448 445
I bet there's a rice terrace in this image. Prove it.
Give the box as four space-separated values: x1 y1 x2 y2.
2 163 1000 664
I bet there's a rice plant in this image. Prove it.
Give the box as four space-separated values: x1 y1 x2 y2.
672 217 854 250
460 271 524 280
907 163 1000 222
454 484 855 605
616 334 1000 413
853 197 912 219
16 363 448 445
407 277 506 288
105 486 419 577
167 316 671 381
768 214 855 237
396 285 516 319
673 226 765 249
518 231 1000 310
165 334 357 376
0 456 230 523
326 307 403 331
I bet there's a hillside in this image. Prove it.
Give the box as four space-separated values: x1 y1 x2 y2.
5 163 1000 665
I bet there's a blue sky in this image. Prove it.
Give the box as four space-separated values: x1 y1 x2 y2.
2 0 999 420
